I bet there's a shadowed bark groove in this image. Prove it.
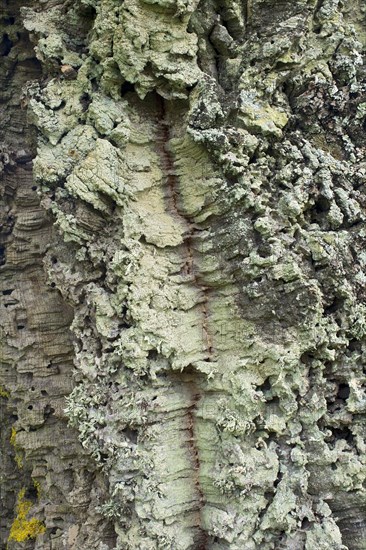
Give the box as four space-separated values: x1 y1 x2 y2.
155 97 212 545
155 96 215 364
0 2 117 549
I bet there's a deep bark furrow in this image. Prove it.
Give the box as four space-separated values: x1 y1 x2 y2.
155 99 215 365
155 98 213 544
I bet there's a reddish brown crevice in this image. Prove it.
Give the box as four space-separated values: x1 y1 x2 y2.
187 391 203 494
154 96 214 361
155 96 212 548
202 293 214 359
187 386 209 549
155 118 180 216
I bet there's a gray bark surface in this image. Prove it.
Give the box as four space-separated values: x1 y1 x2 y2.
0 0 365 549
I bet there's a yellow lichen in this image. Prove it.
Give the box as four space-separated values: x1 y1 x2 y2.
0 385 10 398
8 488 46 542
14 453 23 469
10 427 23 469
10 427 16 446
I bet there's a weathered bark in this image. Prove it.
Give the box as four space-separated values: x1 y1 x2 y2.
1 0 365 549
0 2 117 549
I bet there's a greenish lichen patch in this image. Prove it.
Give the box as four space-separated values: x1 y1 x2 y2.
25 0 366 548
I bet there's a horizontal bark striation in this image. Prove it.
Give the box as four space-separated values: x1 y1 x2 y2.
155 98 211 546
0 2 116 549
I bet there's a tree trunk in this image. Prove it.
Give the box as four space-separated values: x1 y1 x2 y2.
1 0 365 549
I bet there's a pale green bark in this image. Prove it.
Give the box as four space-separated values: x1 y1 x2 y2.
1 0 366 549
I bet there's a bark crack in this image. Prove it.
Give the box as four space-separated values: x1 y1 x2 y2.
155 96 212 548
155 96 215 362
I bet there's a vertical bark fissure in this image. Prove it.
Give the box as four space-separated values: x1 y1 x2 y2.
155 97 215 363
155 96 212 547
186 388 208 549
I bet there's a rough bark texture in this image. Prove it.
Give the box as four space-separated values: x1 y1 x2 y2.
1 0 365 549
0 2 117 549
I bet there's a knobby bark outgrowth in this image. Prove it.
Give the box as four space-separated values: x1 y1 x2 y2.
0 0 365 549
